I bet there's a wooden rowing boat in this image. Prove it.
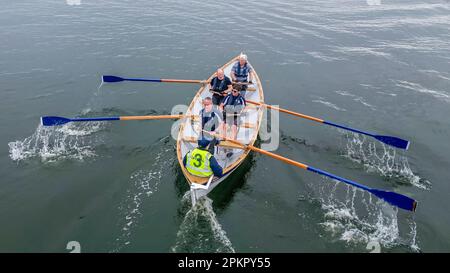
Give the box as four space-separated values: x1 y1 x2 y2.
42 55 417 212
176 54 264 206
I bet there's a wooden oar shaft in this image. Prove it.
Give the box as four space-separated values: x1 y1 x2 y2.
203 131 308 169
246 100 323 123
230 139 309 170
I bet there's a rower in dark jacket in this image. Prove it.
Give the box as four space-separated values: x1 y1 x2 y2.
219 84 246 140
208 68 232 106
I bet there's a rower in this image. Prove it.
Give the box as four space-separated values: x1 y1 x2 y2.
220 84 246 142
183 138 223 178
208 68 232 106
230 54 253 96
199 97 221 154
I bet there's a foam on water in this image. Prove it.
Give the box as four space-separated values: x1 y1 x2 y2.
8 81 108 163
171 194 235 253
330 46 392 59
8 121 104 163
342 133 431 190
394 80 450 102
316 182 419 252
312 99 347 111
419 69 450 81
305 51 346 62
113 137 173 251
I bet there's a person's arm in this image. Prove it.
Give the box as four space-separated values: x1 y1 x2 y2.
211 111 221 134
223 86 232 96
220 96 229 112
209 156 223 177
248 72 253 83
222 77 232 96
183 154 187 166
199 109 205 128
213 109 222 123
209 76 216 91
230 64 237 82
248 66 254 83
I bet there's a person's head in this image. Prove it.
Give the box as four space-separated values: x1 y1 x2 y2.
202 97 213 112
197 138 211 149
231 84 241 96
239 54 247 66
216 69 224 80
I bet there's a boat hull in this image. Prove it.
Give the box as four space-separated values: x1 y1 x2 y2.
176 54 264 206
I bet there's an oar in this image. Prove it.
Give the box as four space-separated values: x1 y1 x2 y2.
102 75 205 84
246 100 410 150
232 81 253 85
203 131 417 212
41 115 195 126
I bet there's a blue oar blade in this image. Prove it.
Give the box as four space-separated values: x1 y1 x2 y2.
41 116 71 126
369 189 417 212
374 135 410 150
102 75 124 82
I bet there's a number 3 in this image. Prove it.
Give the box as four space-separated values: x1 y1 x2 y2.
193 154 203 167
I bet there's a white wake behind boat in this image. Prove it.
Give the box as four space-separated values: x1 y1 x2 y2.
176 55 264 206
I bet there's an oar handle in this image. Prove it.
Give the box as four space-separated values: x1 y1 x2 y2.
209 89 228 96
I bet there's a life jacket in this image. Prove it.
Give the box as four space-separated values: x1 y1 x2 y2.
200 109 218 139
201 109 217 129
211 77 227 91
185 148 213 177
234 62 249 80
223 94 245 107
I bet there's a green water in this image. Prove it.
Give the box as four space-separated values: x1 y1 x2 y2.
1 0 450 252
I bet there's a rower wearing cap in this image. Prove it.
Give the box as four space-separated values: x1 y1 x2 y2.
230 54 253 96
183 138 223 178
208 68 232 106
